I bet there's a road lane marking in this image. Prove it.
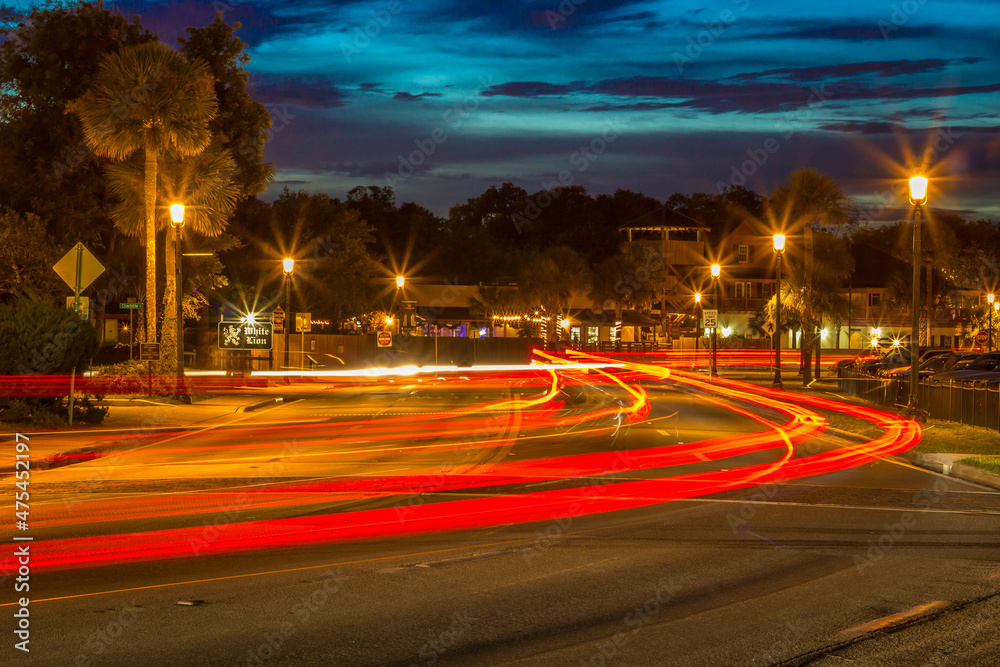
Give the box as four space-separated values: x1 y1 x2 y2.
834 601 950 640
682 497 1000 515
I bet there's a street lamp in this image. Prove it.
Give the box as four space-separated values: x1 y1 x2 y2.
772 234 786 389
904 176 928 419
283 258 293 369
994 302 999 351
989 294 995 352
710 263 721 378
694 292 702 366
396 275 405 288
169 204 185 383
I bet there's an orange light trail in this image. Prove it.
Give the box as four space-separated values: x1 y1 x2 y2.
10 352 920 572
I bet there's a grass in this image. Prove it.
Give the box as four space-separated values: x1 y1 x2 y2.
956 456 1000 476
733 371 1000 456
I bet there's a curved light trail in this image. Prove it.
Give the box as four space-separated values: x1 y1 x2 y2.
4 351 920 573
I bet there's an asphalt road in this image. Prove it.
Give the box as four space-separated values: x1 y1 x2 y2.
4 368 999 666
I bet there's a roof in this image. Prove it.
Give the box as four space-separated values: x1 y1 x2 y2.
619 207 710 232
571 308 660 326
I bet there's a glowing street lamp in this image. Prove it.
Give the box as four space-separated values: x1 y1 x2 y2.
772 235 786 388
169 204 185 382
283 258 293 369
396 275 405 288
904 176 928 419
710 264 721 378
694 292 702 363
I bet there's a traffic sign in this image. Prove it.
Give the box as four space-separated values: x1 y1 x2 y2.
139 343 160 361
54 243 104 293
377 331 392 347
273 306 285 322
703 309 718 328
66 296 89 320
120 302 143 309
976 331 990 344
219 322 273 350
762 319 776 336
295 313 311 333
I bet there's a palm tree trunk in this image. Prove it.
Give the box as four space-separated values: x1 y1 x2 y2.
144 142 158 349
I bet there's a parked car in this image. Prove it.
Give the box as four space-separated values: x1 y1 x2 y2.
927 352 1000 384
830 350 885 373
863 347 950 376
886 352 980 380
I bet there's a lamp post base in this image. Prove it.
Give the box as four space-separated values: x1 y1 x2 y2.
772 377 784 389
900 405 928 422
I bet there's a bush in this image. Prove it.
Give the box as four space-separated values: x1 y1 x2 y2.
0 299 98 375
91 359 148 395
0 398 83 426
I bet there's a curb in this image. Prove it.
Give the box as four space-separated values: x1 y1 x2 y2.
237 397 286 413
901 452 1000 490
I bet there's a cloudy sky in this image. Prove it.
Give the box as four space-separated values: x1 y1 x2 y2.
55 1 1000 218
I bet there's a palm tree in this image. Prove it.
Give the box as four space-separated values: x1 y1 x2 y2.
106 142 238 369
517 246 590 343
769 170 853 384
71 42 217 351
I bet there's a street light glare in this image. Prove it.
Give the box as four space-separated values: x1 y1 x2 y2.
283 257 294 275
169 203 184 225
711 264 721 278
989 293 995 304
909 176 928 204
772 234 785 252
396 276 405 288
694 292 701 303
385 315 393 325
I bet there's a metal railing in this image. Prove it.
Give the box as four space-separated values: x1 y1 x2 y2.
838 367 1000 430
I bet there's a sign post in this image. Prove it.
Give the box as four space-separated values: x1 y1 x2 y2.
53 243 104 424
295 313 311 370
121 300 142 360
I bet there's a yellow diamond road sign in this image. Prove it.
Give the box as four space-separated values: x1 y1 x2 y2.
53 243 105 292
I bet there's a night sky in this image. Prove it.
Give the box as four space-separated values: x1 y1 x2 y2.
39 1 1000 218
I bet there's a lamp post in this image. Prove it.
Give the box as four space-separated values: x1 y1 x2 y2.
905 176 927 419
283 258 293 369
772 234 786 389
710 263 720 378
694 292 702 367
989 293 995 352
169 204 185 385
994 302 999 351
395 275 404 334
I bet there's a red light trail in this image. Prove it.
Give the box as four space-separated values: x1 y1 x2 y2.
3 352 920 574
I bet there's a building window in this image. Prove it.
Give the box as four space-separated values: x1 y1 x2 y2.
735 282 744 299
586 326 598 344
570 326 581 344
738 244 749 263
761 283 772 299
868 293 881 307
